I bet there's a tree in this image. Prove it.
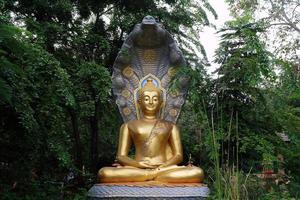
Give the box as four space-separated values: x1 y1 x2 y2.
0 8 75 186
269 59 300 196
1 0 219 197
212 15 279 170
226 0 299 63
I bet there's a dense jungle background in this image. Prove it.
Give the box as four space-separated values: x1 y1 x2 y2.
0 0 299 199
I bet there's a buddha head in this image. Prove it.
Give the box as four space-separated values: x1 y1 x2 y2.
138 79 163 116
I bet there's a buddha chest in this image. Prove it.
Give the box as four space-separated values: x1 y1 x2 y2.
128 120 172 144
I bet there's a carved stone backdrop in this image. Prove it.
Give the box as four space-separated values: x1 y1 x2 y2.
112 16 189 123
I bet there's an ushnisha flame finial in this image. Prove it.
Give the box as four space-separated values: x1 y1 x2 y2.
139 79 162 98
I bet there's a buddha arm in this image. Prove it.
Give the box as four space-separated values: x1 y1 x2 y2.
116 123 144 168
160 124 183 167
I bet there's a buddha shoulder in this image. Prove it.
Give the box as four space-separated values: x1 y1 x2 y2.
123 119 174 131
125 119 146 133
119 120 141 133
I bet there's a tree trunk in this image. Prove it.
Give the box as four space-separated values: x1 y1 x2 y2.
68 108 84 186
69 108 83 169
90 100 100 173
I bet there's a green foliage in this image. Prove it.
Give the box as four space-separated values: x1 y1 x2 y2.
0 0 218 197
1 0 299 198
212 16 278 167
179 14 300 199
226 0 300 64
269 60 300 198
0 180 89 200
0 17 74 181
77 62 110 104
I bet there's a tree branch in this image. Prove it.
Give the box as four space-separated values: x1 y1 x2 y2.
267 0 300 33
99 5 115 17
279 6 300 33
291 3 300 20
264 22 297 29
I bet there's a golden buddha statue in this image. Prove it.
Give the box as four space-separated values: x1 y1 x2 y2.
98 79 204 183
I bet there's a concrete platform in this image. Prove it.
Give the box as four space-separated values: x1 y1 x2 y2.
87 182 209 199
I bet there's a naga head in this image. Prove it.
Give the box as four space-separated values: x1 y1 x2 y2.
132 15 166 47
142 15 156 25
141 15 157 31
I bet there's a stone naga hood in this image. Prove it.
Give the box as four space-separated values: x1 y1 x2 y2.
112 15 189 123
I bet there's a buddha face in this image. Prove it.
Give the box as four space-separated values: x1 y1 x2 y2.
139 90 161 114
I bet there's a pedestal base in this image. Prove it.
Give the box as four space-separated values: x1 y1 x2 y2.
87 182 209 200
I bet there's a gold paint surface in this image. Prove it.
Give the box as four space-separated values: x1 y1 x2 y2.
98 79 204 183
134 76 166 120
170 90 179 98
96 181 207 187
142 50 156 63
122 66 134 78
167 67 177 77
123 107 131 116
122 89 131 99
169 108 178 117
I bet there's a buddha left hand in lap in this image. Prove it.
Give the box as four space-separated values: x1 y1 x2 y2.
98 79 204 183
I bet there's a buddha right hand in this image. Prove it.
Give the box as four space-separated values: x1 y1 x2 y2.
137 160 157 169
